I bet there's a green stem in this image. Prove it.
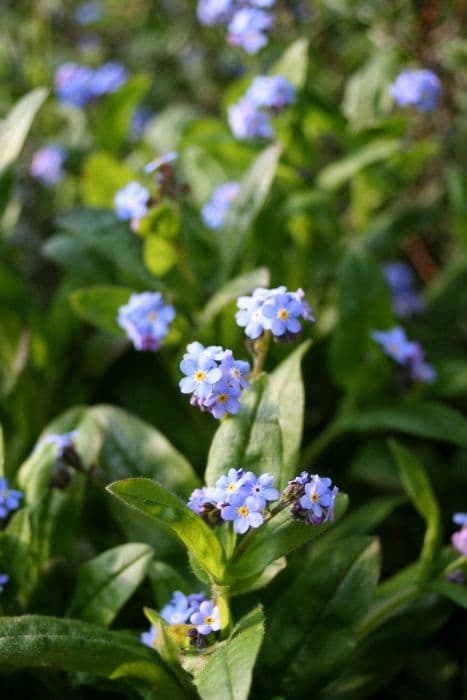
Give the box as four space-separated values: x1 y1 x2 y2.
212 584 232 639
301 419 343 465
251 331 271 378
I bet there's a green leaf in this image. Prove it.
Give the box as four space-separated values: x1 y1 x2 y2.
205 375 283 488
389 440 441 579
271 38 309 88
428 579 467 609
267 341 310 477
329 248 393 391
339 401 467 447
143 235 179 277
193 606 264 700
0 509 32 595
197 267 270 326
0 615 182 697
221 144 282 277
0 87 48 174
68 543 153 626
81 152 136 208
93 75 151 151
107 478 226 582
322 495 405 546
148 561 197 607
0 423 4 477
317 139 401 190
70 285 134 336
263 537 380 695
143 607 182 670
342 52 396 131
227 493 348 582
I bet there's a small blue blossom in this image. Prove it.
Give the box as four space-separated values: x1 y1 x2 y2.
161 591 198 624
187 487 210 514
30 146 65 186
118 292 175 352
39 431 77 459
246 76 295 110
91 61 127 96
190 600 221 635
236 286 314 340
204 380 242 419
144 151 178 174
408 343 436 384
371 327 415 365
227 8 273 54
219 350 251 390
201 181 240 230
197 0 235 25
114 181 150 221
0 478 23 520
206 467 247 503
453 513 467 526
179 352 223 399
390 69 441 112
221 496 264 534
74 2 101 24
140 625 157 648
228 98 273 140
54 62 94 107
452 524 467 557
242 471 279 510
0 573 9 593
383 262 424 319
262 292 304 336
299 475 337 525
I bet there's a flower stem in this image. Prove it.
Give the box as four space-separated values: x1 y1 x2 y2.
251 331 271 378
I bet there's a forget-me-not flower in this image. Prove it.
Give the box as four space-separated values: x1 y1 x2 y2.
0 573 9 593
228 97 273 140
246 75 295 110
227 8 272 54
390 69 441 112
201 181 240 230
114 181 150 221
371 327 415 364
0 478 23 520
90 61 127 96
118 292 175 352
242 471 279 511
54 63 94 107
221 496 264 534
30 146 66 186
190 600 221 635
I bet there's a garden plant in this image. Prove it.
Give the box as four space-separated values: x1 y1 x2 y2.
0 1 466 698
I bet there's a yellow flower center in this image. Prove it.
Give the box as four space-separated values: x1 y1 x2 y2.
217 393 229 404
227 483 237 493
238 505 249 516
389 343 400 355
278 308 289 320
204 616 214 625
310 492 319 503
195 370 206 381
148 311 158 321
232 368 241 378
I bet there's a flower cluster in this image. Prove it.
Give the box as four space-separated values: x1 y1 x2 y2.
54 61 127 108
382 262 424 319
371 327 436 384
235 286 314 341
197 1 275 54
0 478 23 521
390 69 441 112
30 146 66 187
118 292 175 352
74 2 101 25
179 343 250 419
452 513 467 557
286 472 338 525
114 181 150 224
188 468 279 533
0 573 9 593
201 181 240 230
141 590 220 650
228 75 295 139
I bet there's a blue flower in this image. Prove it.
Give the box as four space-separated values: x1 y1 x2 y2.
179 351 222 399
114 181 150 221
161 591 197 624
242 472 279 510
261 292 304 336
30 146 65 186
390 69 441 112
204 380 242 419
453 513 467 526
228 98 273 140
236 286 313 340
227 8 272 54
0 573 9 593
207 467 247 503
74 2 101 24
118 292 175 352
140 625 157 648
187 487 210 514
371 327 414 364
452 525 467 557
219 350 250 390
235 293 268 340
0 478 23 520
383 262 424 319
197 0 234 25
298 474 338 525
201 182 240 230
144 151 178 174
190 600 221 635
246 76 295 110
54 63 94 107
221 496 264 534
39 431 77 459
91 61 127 96
407 342 436 384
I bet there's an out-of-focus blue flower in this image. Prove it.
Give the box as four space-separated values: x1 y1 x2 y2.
383 262 424 319
453 513 467 526
205 380 242 419
91 61 127 96
114 181 150 221
201 181 240 230
299 475 337 525
228 97 273 140
407 342 436 384
197 0 235 25
246 75 295 110
236 286 314 340
390 69 441 112
371 327 414 365
0 573 9 593
187 488 210 514
144 151 178 174
39 431 77 459
228 8 272 54
190 600 221 635
221 496 264 533
54 62 94 107
452 526 467 557
250 0 275 5
0 478 23 520
74 1 101 24
261 292 304 337
30 146 65 187
118 292 175 352
242 472 279 511
140 625 157 648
